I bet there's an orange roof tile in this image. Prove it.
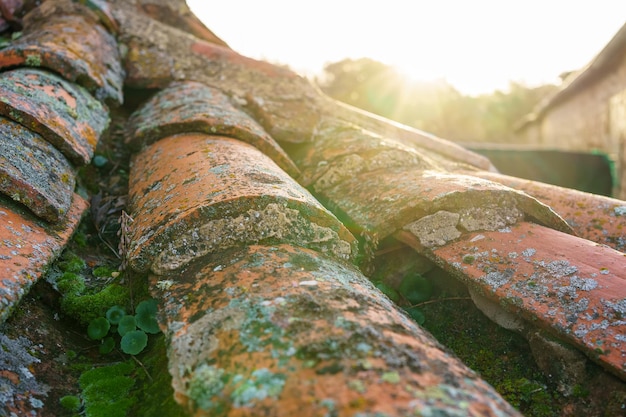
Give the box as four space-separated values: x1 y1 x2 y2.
0 0 124 104
127 133 356 274
0 117 75 221
152 243 521 417
0 195 87 322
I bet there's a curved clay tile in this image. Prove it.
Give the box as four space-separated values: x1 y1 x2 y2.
127 133 356 274
0 195 87 322
151 244 521 417
0 0 124 105
0 117 75 222
114 0 494 171
397 221 626 381
127 81 299 177
0 68 108 165
470 170 626 251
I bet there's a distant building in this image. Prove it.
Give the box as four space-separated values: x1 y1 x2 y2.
515 23 626 198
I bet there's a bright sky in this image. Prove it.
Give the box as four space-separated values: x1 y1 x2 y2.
187 1 626 96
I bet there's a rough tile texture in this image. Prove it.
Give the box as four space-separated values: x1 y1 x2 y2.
153 244 522 417
128 133 356 274
113 0 494 171
0 195 87 323
321 167 571 240
127 81 299 176
408 222 626 381
0 68 109 165
0 0 124 105
0 117 75 222
472 171 626 251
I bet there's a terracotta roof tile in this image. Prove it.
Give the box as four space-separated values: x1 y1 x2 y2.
398 221 626 380
127 81 299 176
471 171 626 251
127 133 356 274
315 166 571 240
0 0 124 105
0 68 108 165
152 244 521 417
0 117 75 222
0 194 86 322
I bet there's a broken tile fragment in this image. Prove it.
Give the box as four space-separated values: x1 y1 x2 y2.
401 221 626 381
472 171 626 252
0 68 109 165
322 168 571 240
127 133 356 274
0 0 124 104
127 81 299 176
0 194 87 323
152 244 522 417
0 117 75 222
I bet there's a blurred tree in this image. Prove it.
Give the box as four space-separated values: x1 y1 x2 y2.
317 58 558 143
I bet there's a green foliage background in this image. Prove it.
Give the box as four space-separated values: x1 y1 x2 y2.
317 57 557 143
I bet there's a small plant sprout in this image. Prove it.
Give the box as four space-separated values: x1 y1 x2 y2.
121 330 148 355
135 299 160 334
87 317 110 340
106 305 126 325
118 315 137 337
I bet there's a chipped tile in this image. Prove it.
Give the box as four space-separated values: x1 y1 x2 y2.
0 0 124 104
0 194 87 323
404 222 626 380
472 171 626 252
0 117 75 222
127 133 356 274
127 81 299 176
153 244 522 417
322 168 571 240
0 68 108 165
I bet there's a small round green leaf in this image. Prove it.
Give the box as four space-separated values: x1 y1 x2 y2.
120 330 148 355
99 336 116 355
135 299 160 334
106 305 126 325
117 315 137 337
87 317 110 340
404 307 426 325
374 282 400 303
398 273 433 305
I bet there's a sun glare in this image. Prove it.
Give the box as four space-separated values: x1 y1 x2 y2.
188 0 626 96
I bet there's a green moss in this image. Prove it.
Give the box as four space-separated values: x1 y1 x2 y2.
420 294 560 417
57 272 86 295
59 395 81 411
93 265 118 278
58 252 86 273
462 254 475 264
130 335 186 417
79 362 136 417
62 284 130 325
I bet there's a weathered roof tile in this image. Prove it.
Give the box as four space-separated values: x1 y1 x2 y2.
472 171 626 251
0 117 75 222
319 167 571 239
128 133 356 274
0 0 124 105
0 68 109 165
152 244 522 417
0 194 87 322
127 81 299 176
398 221 626 380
